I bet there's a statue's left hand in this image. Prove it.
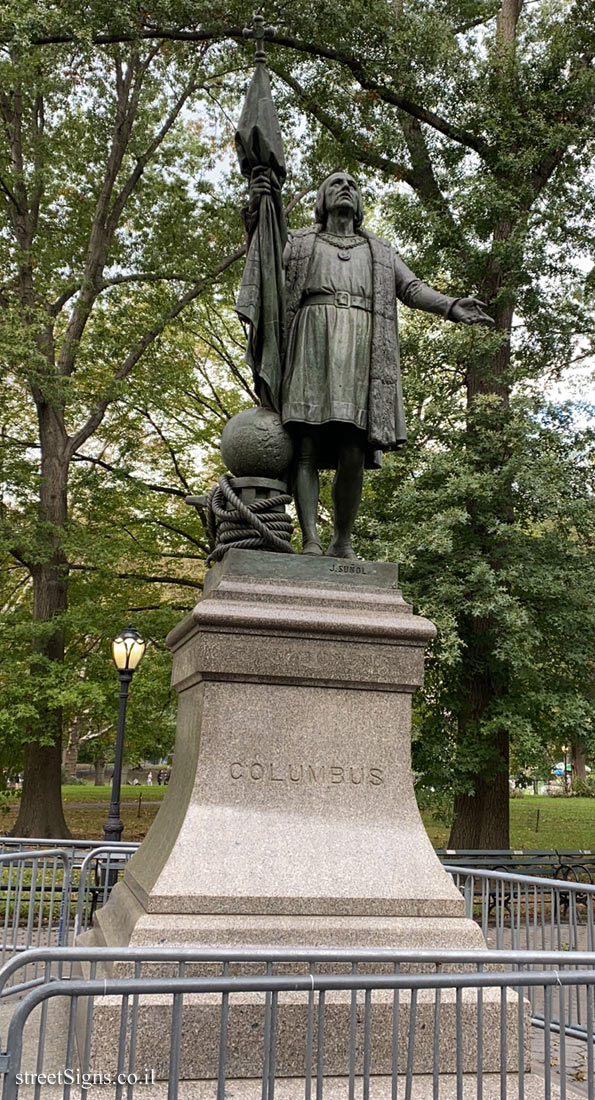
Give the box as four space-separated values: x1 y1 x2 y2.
450 298 495 327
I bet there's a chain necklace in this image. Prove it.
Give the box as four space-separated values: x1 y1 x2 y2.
319 231 367 261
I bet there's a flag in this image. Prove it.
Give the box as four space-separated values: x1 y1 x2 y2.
235 63 287 413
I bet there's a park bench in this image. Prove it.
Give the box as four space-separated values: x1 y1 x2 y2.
437 849 595 881
438 850 595 927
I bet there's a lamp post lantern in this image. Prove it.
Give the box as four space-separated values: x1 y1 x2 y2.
104 627 146 843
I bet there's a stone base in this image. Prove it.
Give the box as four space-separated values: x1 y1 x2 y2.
86 551 480 942
9 1079 580 1100
6 994 570 1100
84 885 484 955
81 987 526 1080
78 550 494 1081
160 1077 578 1099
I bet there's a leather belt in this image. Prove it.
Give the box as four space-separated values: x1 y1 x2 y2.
302 291 372 311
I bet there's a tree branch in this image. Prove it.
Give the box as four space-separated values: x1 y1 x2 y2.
51 186 307 314
116 571 202 588
21 24 488 154
66 243 246 457
140 517 209 554
266 37 488 155
48 283 81 317
273 64 466 249
101 271 205 288
68 563 202 588
56 50 145 375
50 271 196 318
104 70 200 241
30 92 44 233
0 498 33 569
197 332 257 403
116 521 206 559
133 406 192 494
70 451 188 498
0 174 20 209
192 358 233 420
454 8 500 33
179 383 231 423
528 52 595 202
397 112 465 242
270 64 415 185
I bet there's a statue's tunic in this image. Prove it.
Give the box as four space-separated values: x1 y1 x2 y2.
282 237 372 432
282 225 457 469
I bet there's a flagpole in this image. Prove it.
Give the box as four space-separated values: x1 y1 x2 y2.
242 13 275 65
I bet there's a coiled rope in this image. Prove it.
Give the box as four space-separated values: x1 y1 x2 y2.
207 475 293 564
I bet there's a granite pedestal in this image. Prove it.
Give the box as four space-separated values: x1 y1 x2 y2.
80 550 522 1087
87 550 481 952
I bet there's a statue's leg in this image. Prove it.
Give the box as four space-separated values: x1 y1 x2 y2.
325 431 365 559
294 431 323 555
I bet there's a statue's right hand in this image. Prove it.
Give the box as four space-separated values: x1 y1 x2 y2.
250 168 272 200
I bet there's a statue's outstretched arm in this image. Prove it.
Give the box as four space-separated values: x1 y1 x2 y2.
394 252 494 327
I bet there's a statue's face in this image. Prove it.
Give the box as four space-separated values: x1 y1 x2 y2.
323 172 360 217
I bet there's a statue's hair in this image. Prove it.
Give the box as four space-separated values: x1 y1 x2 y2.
314 172 364 229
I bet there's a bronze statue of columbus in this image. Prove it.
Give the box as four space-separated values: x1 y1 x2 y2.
234 28 492 559
246 168 494 559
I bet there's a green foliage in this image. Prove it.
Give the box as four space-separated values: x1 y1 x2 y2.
357 391 595 802
0 27 257 808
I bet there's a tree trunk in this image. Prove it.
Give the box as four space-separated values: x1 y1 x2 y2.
496 0 524 50
11 406 70 839
94 757 106 786
448 607 511 848
449 730 510 848
572 741 587 782
12 741 69 839
448 237 515 849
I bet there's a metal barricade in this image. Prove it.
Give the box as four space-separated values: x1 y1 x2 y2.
0 846 136 989
1 944 594 1034
2 840 594 952
439 848 595 881
0 959 593 1100
0 839 139 864
73 846 138 940
0 851 72 967
447 865 595 951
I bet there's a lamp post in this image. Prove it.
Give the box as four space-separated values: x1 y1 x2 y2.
104 626 146 844
561 744 571 794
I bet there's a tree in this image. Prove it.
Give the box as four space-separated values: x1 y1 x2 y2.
261 0 595 844
356 386 595 834
0 21 256 834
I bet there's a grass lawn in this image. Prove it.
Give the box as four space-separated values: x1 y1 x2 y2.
1 784 167 842
421 795 595 850
1 787 594 848
60 784 167 803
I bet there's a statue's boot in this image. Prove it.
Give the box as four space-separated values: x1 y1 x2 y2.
302 538 323 555
325 541 358 559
